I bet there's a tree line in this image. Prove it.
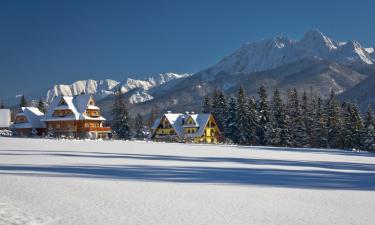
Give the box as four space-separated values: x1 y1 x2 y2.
111 89 158 140
202 86 375 151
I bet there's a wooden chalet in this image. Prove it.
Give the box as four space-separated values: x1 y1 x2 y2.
12 107 46 136
150 112 222 143
41 95 111 139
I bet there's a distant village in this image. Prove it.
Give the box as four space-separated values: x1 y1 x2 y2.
0 91 222 144
1 85 375 152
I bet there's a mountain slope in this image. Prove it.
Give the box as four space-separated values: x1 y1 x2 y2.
133 30 374 115
134 58 367 115
204 29 373 77
46 79 119 103
338 65 375 110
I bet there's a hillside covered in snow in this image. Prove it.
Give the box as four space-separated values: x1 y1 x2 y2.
4 73 191 106
208 29 374 76
0 137 374 225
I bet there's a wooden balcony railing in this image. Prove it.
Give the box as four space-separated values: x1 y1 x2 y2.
82 127 112 132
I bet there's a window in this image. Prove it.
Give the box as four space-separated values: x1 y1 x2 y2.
59 99 67 106
85 123 89 128
56 123 60 128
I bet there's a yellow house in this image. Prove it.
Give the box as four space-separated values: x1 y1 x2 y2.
150 112 222 143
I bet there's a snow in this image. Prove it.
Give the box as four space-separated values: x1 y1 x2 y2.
13 107 45 129
365 47 374 54
0 137 374 225
128 89 154 104
44 73 191 104
208 29 374 77
42 95 106 122
46 79 119 103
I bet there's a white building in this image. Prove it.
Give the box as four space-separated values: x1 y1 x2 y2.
0 109 11 129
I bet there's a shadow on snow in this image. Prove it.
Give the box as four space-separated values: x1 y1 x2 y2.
0 149 375 190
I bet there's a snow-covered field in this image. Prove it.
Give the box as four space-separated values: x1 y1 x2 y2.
0 137 374 225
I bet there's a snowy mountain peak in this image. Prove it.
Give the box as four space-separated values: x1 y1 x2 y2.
206 29 374 76
43 73 191 104
301 29 337 50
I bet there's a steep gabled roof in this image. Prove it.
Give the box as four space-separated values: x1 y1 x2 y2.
184 113 211 137
164 113 184 135
13 107 45 129
151 117 162 130
152 113 214 137
41 95 105 121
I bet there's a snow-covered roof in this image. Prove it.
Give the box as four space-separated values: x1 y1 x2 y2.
12 107 45 129
87 105 100 110
165 113 184 135
41 95 106 122
0 109 11 128
152 113 213 137
151 117 162 130
185 114 211 137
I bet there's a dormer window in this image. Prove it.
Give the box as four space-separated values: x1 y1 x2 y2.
15 116 27 123
86 109 100 117
58 98 67 106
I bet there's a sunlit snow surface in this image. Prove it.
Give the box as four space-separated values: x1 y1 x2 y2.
0 137 374 225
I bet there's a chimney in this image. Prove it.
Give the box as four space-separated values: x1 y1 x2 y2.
166 111 172 114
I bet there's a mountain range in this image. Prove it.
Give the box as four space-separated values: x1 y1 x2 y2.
4 73 191 107
130 29 375 116
4 29 375 117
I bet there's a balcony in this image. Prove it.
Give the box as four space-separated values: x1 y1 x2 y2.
82 127 112 132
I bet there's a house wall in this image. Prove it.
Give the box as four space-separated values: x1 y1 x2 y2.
0 109 11 128
154 117 176 135
152 114 222 144
52 109 73 117
46 120 109 139
15 128 31 137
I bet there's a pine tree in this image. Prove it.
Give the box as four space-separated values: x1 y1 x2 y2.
19 95 27 108
37 97 46 113
351 104 363 149
302 91 313 145
112 88 131 140
271 88 290 146
256 85 272 145
361 105 375 151
247 97 258 145
289 89 308 147
342 103 363 149
225 97 237 143
201 95 212 113
235 86 256 145
310 97 328 148
134 113 146 139
325 90 343 148
211 89 227 132
235 87 247 144
0 100 4 109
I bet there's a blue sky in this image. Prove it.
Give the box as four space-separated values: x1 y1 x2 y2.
0 0 374 100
